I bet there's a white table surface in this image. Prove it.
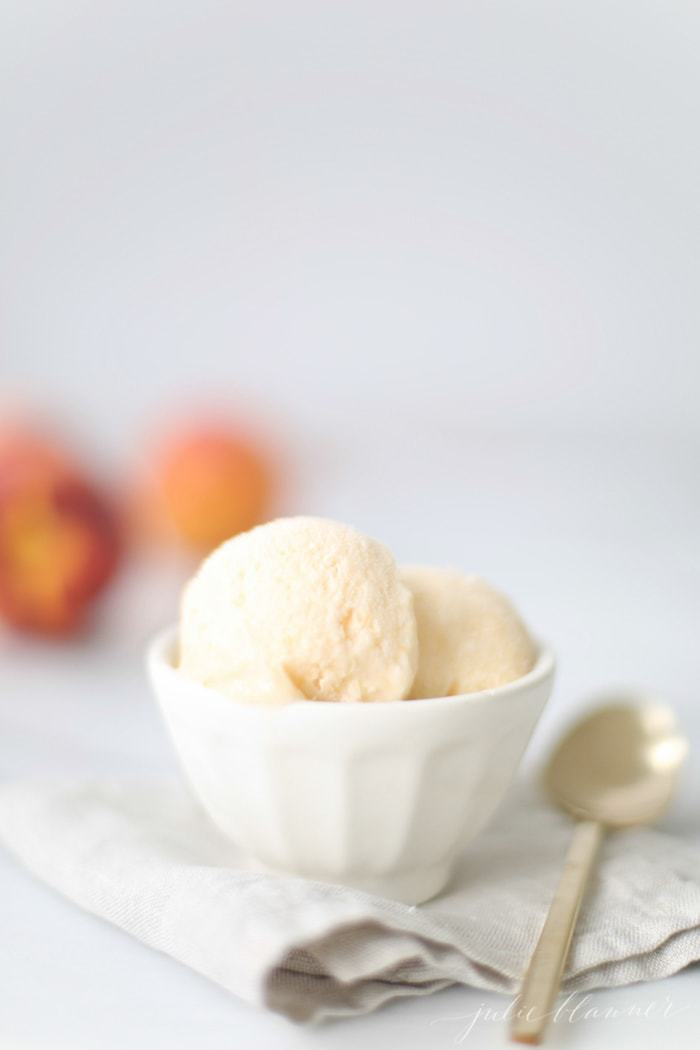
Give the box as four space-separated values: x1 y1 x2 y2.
1 432 699 1048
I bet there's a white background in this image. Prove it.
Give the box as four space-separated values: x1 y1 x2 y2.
1 2 699 1047
2 0 700 446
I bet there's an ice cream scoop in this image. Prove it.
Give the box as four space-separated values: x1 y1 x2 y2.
179 516 418 703
401 567 536 699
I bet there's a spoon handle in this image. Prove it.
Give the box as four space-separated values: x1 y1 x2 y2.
510 819 604 1045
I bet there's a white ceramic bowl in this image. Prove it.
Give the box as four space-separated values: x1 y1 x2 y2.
148 627 554 903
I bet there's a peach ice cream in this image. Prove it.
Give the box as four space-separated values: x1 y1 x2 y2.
179 516 418 703
179 516 536 705
401 566 536 699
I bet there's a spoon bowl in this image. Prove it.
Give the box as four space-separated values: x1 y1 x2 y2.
545 698 689 827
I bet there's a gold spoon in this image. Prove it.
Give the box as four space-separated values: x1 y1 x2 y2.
510 698 688 1045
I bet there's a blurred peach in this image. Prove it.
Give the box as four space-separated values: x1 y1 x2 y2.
137 421 276 553
0 424 73 484
0 429 121 636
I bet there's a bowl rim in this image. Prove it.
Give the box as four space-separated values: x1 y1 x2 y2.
148 624 555 713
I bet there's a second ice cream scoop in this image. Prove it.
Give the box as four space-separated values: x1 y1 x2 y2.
401 566 535 699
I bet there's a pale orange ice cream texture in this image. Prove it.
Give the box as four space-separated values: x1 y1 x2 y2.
179 516 418 703
401 566 536 699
